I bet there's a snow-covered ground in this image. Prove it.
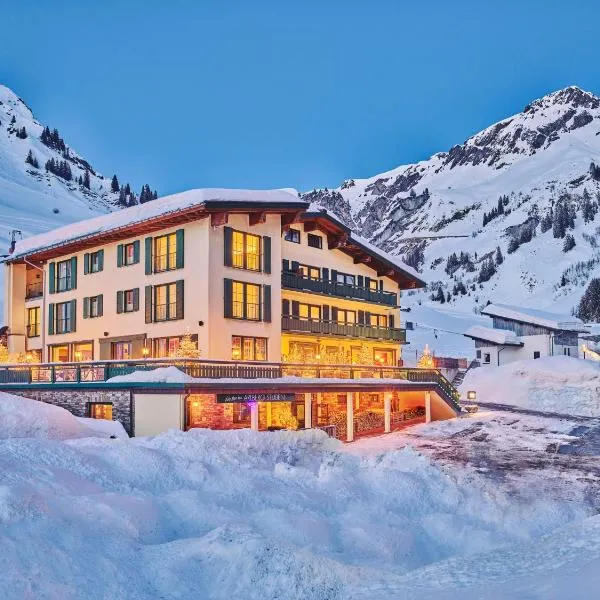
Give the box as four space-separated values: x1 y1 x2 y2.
1 381 600 599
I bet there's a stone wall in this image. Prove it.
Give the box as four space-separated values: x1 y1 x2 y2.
9 389 133 436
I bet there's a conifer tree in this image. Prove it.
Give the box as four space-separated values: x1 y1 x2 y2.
111 174 120 193
83 169 91 189
577 278 600 321
495 246 503 265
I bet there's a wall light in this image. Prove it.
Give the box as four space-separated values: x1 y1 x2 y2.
467 390 477 401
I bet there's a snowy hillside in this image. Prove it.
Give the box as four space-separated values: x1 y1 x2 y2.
0 84 152 316
307 86 600 322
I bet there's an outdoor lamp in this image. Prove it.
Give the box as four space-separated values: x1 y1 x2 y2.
467 390 477 401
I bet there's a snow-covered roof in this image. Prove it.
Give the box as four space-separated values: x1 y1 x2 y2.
9 188 303 260
481 303 589 333
464 325 523 346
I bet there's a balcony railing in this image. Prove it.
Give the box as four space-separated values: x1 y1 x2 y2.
281 315 406 342
25 282 44 300
0 359 461 410
282 272 397 307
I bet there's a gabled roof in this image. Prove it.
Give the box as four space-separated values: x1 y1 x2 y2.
301 206 426 289
5 188 307 263
464 325 523 346
481 303 589 333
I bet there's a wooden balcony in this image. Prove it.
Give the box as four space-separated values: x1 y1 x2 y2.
281 315 406 342
281 272 397 307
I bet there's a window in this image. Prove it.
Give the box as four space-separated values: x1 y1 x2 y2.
124 242 137 266
125 289 136 312
298 264 320 280
298 302 321 321
369 279 380 291
563 347 571 356
232 281 261 320
89 403 113 420
369 314 388 328
50 345 69 362
112 342 132 360
336 272 355 286
56 259 73 292
233 403 250 424
374 348 395 365
154 283 178 321
89 251 103 273
336 308 356 325
284 228 300 243
534 351 541 359
154 233 177 272
27 307 40 338
232 336 268 361
73 342 93 362
84 295 103 319
231 230 261 271
476 349 482 359
307 233 322 249
288 341 319 362
153 336 182 358
55 301 74 334
484 353 491 364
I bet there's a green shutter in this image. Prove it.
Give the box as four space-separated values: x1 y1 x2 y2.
322 304 330 321
175 279 184 319
223 278 233 317
291 261 300 273
133 240 140 264
48 303 55 335
282 259 290 272
98 250 104 272
282 299 290 315
83 297 89 319
133 288 140 312
331 270 338 283
84 253 90 275
70 299 77 332
48 262 56 294
116 290 124 314
145 237 153 274
365 277 371 289
70 257 77 290
98 294 103 317
263 236 271 274
263 285 271 322
224 227 233 267
175 229 185 269
145 285 153 323
117 244 124 267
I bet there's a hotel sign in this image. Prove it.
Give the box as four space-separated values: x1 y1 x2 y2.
217 393 296 403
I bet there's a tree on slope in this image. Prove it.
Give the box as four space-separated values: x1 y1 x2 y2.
111 174 120 193
577 278 600 322
563 234 576 252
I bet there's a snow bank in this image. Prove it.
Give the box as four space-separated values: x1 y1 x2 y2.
464 325 522 345
107 365 196 384
461 356 600 416
0 392 125 440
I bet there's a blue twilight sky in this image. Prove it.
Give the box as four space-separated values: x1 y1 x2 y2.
1 0 600 196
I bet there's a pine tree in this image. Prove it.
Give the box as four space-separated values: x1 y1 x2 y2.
25 149 39 168
553 202 567 238
16 126 27 139
577 278 600 321
495 246 503 265
83 169 91 189
111 174 120 193
563 234 576 252
118 187 127 206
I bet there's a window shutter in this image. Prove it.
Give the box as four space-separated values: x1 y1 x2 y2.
365 311 372 326
116 290 124 314
145 237 153 275
70 257 77 290
358 310 365 324
223 227 233 267
145 285 153 323
133 288 140 312
223 278 233 318
175 280 184 319
322 268 329 281
133 240 140 264
84 253 90 275
117 244 124 267
357 275 364 288
98 294 103 317
282 259 290 272
331 307 339 322
291 300 300 317
70 299 77 332
331 270 338 283
263 285 271 322
98 250 104 272
83 297 89 319
175 229 185 269
322 304 330 321
48 303 55 335
379 280 384 291
48 262 56 294
282 299 290 315
365 277 371 289
262 236 271 274
389 314 395 328
291 261 300 273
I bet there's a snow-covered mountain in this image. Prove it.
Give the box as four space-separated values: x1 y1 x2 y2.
306 86 600 320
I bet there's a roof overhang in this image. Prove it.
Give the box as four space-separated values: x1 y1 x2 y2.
463 333 524 347
299 210 426 290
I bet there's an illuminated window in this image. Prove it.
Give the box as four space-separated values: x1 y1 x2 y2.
55 301 74 333
231 230 261 271
369 279 379 290
124 289 135 312
369 314 388 328
154 283 178 321
232 336 267 361
373 348 395 365
112 342 132 360
153 336 182 358
89 403 113 420
154 233 177 272
284 228 300 243
233 403 251 424
337 308 356 324
73 342 93 362
231 281 261 320
298 303 321 320
27 307 40 338
50 345 69 362
297 264 320 280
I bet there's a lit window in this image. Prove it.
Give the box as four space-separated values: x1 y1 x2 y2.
55 301 74 334
112 342 132 360
74 343 93 361
298 264 320 280
232 336 268 361
229 281 261 321
154 283 178 321
369 314 388 328
124 242 137 265
284 228 300 243
125 289 135 312
337 308 356 325
154 233 177 272
89 403 113 420
231 230 261 271
298 303 321 320
27 307 40 338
